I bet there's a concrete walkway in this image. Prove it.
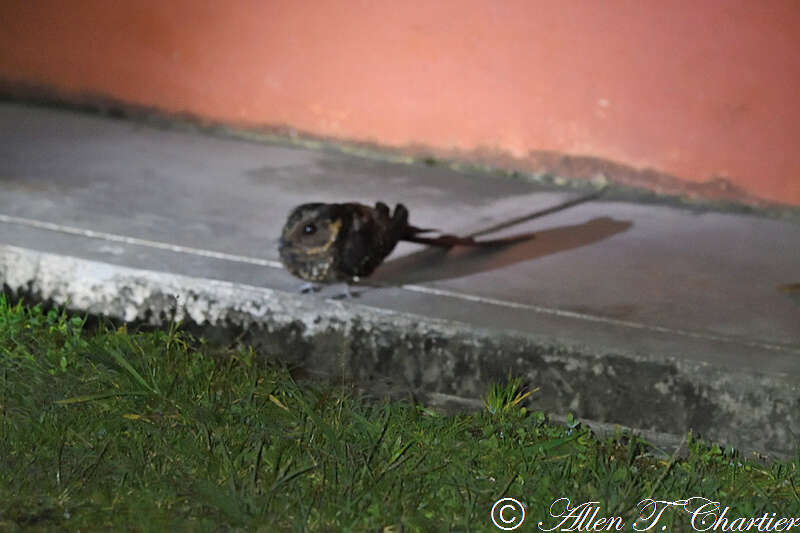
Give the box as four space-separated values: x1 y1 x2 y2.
1 103 798 456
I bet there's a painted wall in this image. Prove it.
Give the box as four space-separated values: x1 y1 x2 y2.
1 1 799 206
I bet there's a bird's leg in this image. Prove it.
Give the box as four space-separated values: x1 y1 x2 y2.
330 283 356 300
298 282 321 294
332 279 360 299
345 276 363 298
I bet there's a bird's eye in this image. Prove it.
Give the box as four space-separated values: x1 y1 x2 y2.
303 223 317 235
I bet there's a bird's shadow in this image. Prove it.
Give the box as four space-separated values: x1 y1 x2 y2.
369 217 633 285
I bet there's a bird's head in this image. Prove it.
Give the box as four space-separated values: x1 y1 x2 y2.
279 203 344 258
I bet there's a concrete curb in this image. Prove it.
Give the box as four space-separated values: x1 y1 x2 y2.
1 243 797 458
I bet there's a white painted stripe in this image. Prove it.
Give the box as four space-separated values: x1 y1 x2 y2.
0 213 283 268
1 212 797 354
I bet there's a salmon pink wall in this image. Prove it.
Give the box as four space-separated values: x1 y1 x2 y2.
1 1 799 205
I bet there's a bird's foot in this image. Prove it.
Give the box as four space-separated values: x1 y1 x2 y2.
330 283 360 299
298 282 321 294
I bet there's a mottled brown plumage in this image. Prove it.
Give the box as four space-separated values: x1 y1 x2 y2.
279 201 505 285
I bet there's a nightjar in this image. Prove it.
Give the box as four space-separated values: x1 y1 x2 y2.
278 201 491 285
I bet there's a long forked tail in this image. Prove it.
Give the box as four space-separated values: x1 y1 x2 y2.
402 228 531 248
397 188 606 248
395 203 531 248
394 204 485 247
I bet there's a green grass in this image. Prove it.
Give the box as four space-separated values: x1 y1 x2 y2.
0 295 798 531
